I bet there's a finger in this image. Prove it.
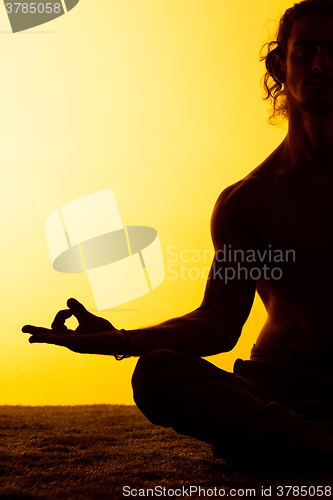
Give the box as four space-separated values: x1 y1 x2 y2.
30 333 89 354
67 298 91 322
51 309 72 332
29 334 71 346
22 325 53 335
29 334 53 343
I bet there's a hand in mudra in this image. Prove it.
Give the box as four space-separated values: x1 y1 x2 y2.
22 298 126 355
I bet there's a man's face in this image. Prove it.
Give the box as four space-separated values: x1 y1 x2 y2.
282 16 333 115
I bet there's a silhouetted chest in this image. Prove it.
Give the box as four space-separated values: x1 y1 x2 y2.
254 172 333 267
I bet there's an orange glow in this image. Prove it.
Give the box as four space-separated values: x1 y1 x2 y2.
1 0 290 404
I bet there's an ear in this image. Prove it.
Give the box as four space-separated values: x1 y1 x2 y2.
270 53 286 84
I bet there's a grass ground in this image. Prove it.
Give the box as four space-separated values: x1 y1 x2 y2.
0 405 332 500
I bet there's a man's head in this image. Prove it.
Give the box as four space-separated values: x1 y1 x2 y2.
261 0 333 124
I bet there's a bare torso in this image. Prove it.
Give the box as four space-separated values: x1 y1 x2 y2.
237 141 333 354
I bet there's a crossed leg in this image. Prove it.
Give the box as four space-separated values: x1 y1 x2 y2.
132 349 333 464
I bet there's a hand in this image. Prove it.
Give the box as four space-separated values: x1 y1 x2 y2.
22 298 127 355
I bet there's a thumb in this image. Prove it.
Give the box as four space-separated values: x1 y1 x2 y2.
67 298 91 321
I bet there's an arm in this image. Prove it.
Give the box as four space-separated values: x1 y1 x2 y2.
23 182 257 357
128 182 257 356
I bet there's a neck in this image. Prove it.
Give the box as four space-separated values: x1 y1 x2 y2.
284 106 333 171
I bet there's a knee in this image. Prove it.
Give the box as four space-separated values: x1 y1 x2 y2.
132 348 180 389
132 348 183 404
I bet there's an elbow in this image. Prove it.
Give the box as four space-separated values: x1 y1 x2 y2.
207 324 242 355
219 335 240 353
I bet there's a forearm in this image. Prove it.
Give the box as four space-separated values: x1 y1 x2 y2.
121 309 242 357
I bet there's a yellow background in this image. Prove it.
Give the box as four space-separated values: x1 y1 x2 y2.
1 0 290 405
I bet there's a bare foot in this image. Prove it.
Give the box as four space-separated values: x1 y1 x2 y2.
305 419 333 436
211 422 333 465
296 421 333 459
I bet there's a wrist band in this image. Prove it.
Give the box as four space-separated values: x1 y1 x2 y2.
114 329 131 361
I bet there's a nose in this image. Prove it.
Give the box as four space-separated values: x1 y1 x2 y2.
313 47 332 74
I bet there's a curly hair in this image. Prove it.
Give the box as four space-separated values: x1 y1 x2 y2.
260 0 333 125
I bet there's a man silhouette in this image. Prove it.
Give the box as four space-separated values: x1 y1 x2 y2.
23 0 333 464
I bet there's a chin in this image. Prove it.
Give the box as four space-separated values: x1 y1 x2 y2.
300 101 333 116
299 92 333 115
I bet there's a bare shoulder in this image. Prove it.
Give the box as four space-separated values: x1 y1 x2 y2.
211 172 269 224
210 177 259 247
211 153 285 247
